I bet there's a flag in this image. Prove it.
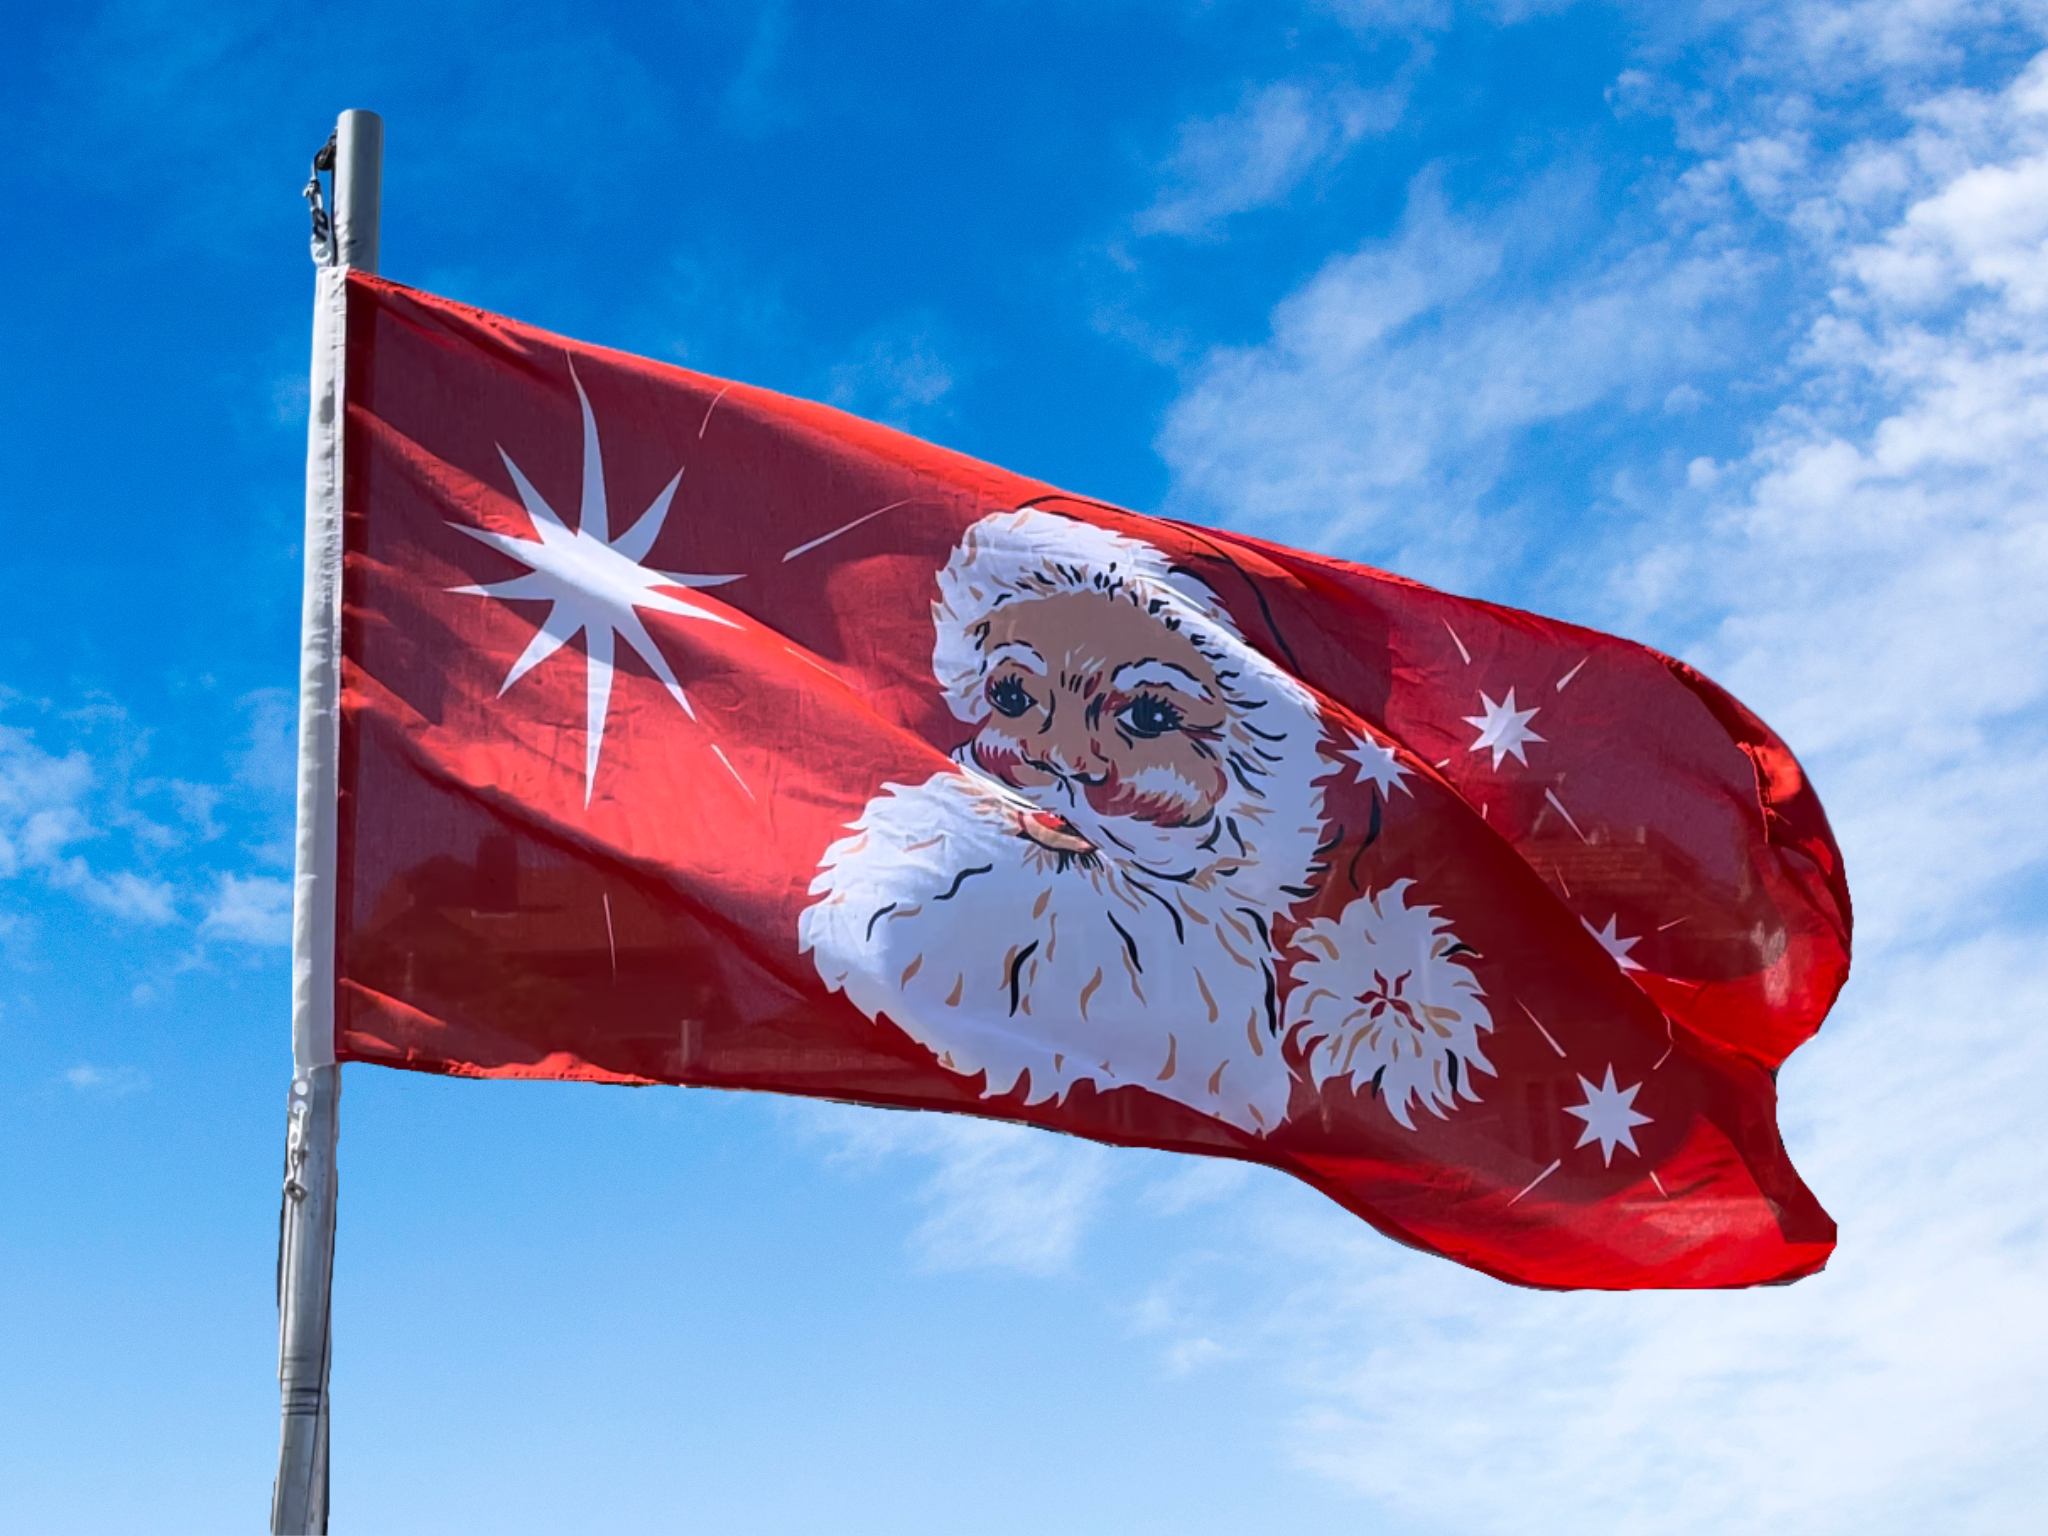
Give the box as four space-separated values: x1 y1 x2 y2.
323 271 1850 1289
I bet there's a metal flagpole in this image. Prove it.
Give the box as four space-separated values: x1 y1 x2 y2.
274 107 380 1536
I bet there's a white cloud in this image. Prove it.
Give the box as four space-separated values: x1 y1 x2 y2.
0 722 92 874
1141 25 2048 1536
1767 0 2036 80
1160 172 1760 586
1662 51 2048 952
226 687 298 870
1171 935 2048 1536
232 686 297 800
1315 0 1455 29
65 1062 150 1097
1851 144 2048 310
201 872 292 946
1137 79 1404 239
800 1103 1113 1276
724 0 796 137
158 779 223 842
1 701 301 938
1316 0 1581 33
52 864 178 924
0 720 177 925
1140 1157 1253 1215
824 323 958 431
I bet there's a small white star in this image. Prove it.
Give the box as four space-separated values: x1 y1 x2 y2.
452 363 741 804
1564 1065 1652 1165
1463 688 1544 769
1581 914 1645 972
1343 727 1413 798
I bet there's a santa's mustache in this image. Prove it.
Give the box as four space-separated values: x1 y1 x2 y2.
972 740 1224 832
961 752 1235 876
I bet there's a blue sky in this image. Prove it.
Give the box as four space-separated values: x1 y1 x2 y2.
4 1 2045 1530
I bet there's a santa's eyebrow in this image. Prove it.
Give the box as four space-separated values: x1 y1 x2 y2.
1111 659 1211 699
986 641 1047 675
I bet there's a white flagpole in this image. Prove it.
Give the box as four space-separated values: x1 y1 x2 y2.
274 107 380 1536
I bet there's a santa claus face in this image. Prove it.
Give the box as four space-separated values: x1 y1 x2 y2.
801 508 1336 1135
966 591 1232 832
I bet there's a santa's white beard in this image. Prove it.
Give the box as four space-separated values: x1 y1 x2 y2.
800 769 1307 1134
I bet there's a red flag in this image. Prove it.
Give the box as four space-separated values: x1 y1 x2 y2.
328 272 1849 1289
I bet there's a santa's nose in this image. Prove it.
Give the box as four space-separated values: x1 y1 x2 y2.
1037 716 1110 779
1018 810 1097 856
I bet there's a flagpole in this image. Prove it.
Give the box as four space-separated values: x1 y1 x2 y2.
273 107 380 1536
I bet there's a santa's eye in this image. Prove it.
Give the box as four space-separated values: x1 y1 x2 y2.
1118 693 1184 739
987 675 1036 718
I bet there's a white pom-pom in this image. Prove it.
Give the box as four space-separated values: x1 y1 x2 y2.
1285 881 1494 1130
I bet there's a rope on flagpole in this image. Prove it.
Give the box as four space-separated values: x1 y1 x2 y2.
302 132 337 266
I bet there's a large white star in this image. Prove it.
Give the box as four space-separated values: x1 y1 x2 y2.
1581 914 1646 972
1564 1065 1652 1166
451 364 741 804
1463 688 1544 769
1343 726 1413 797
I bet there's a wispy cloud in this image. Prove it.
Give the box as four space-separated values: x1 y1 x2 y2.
229 688 297 868
0 718 177 925
1159 168 1759 587
201 872 292 947
49 865 179 925
1654 51 2048 952
2 691 304 945
644 250 801 378
1137 78 1406 239
800 1103 1114 1276
1170 939 2048 1535
1314 0 1456 31
725 0 797 136
230 687 296 802
0 722 94 876
1138 20 2048 1534
1139 1157 1253 1216
64 1062 150 1097
1752 0 2037 83
824 321 961 433
1315 0 1580 34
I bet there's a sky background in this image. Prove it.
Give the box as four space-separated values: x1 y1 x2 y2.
3 0 2045 1530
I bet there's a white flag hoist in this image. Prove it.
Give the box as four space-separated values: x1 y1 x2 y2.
274 107 380 1536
